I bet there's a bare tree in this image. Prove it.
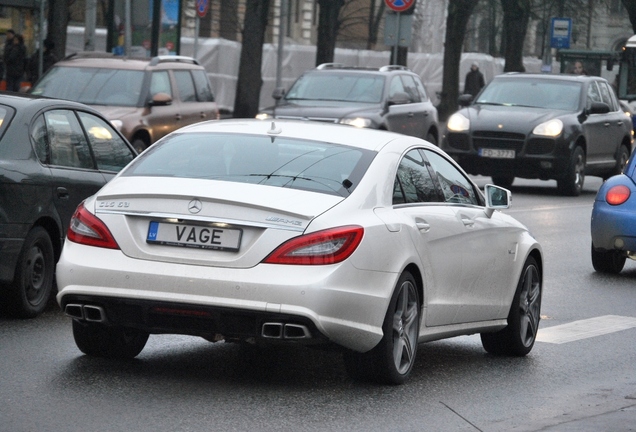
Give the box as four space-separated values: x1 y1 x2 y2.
316 0 345 65
233 0 271 118
437 0 479 122
622 0 636 33
501 0 531 72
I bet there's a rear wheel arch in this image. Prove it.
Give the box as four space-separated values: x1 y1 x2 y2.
403 263 423 309
131 130 151 153
34 217 63 263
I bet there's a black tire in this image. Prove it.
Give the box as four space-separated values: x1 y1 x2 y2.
5 226 55 318
343 271 420 385
481 256 541 356
491 175 514 189
607 145 630 179
557 146 585 196
73 320 149 359
132 138 148 154
591 244 626 274
425 132 437 146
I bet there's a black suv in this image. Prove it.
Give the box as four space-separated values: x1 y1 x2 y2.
441 73 634 195
257 64 440 144
30 53 219 153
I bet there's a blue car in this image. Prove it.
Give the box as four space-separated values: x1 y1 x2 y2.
591 147 636 273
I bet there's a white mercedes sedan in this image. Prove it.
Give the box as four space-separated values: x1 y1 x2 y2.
56 119 543 385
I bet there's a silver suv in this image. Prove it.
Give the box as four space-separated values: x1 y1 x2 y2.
257 64 440 144
30 53 219 152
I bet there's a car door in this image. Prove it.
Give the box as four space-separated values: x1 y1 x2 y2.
597 80 628 160
172 70 215 128
423 149 517 324
391 148 464 327
384 75 424 138
584 80 616 166
35 110 108 232
146 70 183 142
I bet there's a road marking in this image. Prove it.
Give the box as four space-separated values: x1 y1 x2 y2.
536 315 636 344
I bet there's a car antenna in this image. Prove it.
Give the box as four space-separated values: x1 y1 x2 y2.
267 121 282 136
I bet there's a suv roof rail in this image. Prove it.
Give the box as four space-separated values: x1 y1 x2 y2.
316 63 345 70
62 51 115 61
149 55 200 66
379 65 410 72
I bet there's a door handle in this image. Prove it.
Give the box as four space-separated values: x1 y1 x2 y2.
56 187 69 200
617 121 623 126
200 112 207 118
604 122 610 127
175 114 182 121
416 221 430 232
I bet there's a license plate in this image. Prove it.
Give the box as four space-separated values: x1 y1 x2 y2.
146 221 242 251
479 148 516 159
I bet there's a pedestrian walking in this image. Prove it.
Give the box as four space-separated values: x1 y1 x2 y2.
464 62 485 97
5 33 26 92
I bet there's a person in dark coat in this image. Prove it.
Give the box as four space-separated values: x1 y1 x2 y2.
1 29 15 81
5 33 26 92
27 38 58 84
464 62 485 97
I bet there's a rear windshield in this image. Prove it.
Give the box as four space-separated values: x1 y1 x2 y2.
31 66 146 107
476 79 582 111
123 132 376 197
286 73 385 103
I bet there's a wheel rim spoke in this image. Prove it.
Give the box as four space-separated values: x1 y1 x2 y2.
392 281 418 374
519 266 541 346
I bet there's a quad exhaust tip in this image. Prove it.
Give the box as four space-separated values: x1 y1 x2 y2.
261 322 311 339
64 304 107 323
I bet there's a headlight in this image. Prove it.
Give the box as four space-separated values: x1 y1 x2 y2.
109 119 123 131
447 112 470 132
255 113 272 120
339 117 372 128
532 119 563 137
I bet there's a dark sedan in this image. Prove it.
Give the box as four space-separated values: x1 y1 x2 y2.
441 73 634 196
0 92 136 318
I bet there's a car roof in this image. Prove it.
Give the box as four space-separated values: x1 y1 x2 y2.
0 91 101 112
176 118 420 152
52 52 205 71
493 72 607 83
307 63 418 77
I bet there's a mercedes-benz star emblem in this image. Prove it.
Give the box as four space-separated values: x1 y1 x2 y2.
188 199 202 214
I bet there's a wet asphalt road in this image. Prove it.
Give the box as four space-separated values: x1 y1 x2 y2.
1 176 635 432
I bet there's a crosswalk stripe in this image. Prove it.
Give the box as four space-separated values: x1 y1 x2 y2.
536 315 636 344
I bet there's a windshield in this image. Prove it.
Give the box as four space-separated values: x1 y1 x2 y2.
476 79 582 111
123 132 376 197
285 73 385 103
31 66 145 107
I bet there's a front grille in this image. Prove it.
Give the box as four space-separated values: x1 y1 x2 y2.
526 138 555 155
446 132 470 150
472 130 526 152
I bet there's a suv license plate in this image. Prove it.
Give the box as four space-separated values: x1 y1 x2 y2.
147 221 242 251
479 148 516 159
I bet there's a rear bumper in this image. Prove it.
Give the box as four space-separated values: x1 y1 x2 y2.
591 201 636 251
56 241 398 352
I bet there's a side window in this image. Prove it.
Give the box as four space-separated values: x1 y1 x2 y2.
78 111 135 172
423 149 479 205
411 76 429 101
598 81 617 111
30 114 48 164
150 71 172 97
393 149 439 204
401 75 422 103
174 70 197 102
587 81 602 108
44 110 94 169
191 70 215 102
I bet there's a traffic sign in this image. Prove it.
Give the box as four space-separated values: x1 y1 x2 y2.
384 0 415 13
196 0 209 18
550 17 572 49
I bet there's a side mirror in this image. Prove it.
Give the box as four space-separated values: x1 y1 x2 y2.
149 92 172 106
588 101 610 115
388 91 411 106
458 94 473 107
484 184 511 218
272 87 286 100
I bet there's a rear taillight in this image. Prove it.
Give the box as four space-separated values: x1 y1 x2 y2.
67 202 120 249
605 185 631 206
263 225 364 265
